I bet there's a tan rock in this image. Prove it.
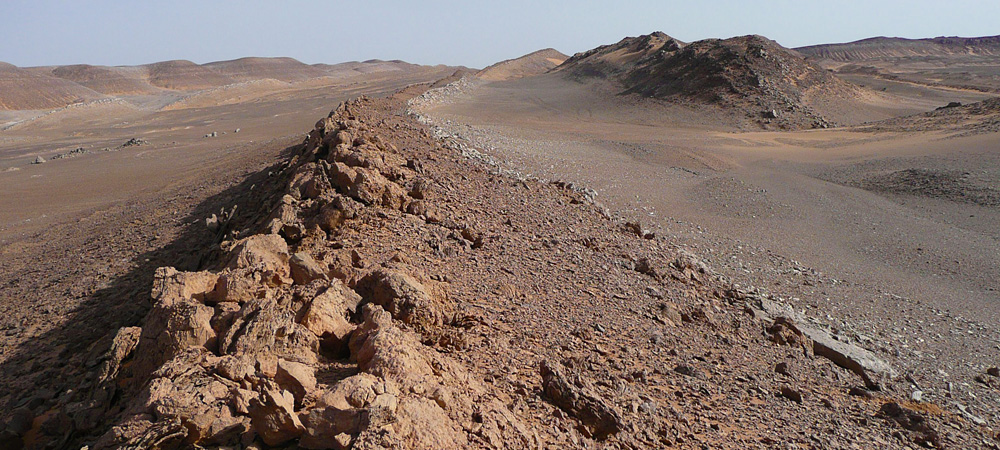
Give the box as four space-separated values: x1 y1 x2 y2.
358 269 452 329
249 387 304 446
151 267 219 306
298 407 365 449
300 281 359 349
227 234 291 283
275 359 317 407
316 373 381 410
290 252 329 285
349 305 433 381
220 298 320 366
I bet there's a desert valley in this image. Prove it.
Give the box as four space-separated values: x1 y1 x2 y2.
0 29 999 450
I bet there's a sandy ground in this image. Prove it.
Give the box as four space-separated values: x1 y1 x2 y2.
414 73 1000 424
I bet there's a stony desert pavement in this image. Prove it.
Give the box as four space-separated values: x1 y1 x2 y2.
0 34 999 450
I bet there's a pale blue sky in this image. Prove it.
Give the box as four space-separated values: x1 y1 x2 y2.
1 0 998 68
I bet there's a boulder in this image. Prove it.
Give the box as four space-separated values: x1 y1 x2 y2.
249 387 304 446
300 281 359 350
275 359 317 407
357 269 452 328
227 234 291 283
219 298 320 365
290 252 329 285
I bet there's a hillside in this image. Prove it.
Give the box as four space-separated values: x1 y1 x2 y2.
557 33 868 129
557 32 684 80
858 96 1000 136
0 58 463 112
143 59 237 91
475 48 568 81
0 62 105 110
39 64 162 96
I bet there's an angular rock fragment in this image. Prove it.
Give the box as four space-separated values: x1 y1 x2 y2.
539 360 623 440
249 387 304 446
358 268 452 328
877 402 941 448
300 281 359 352
298 407 364 449
275 359 317 407
289 251 329 285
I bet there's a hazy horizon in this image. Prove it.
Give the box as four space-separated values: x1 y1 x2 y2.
2 0 999 68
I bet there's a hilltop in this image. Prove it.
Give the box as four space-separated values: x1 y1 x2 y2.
204 57 327 82
475 48 568 81
556 33 869 129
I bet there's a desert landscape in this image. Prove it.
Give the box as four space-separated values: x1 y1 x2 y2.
0 24 998 450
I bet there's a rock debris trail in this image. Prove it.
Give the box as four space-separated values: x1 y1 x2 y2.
3 89 998 449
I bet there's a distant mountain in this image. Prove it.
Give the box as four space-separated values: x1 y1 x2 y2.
203 57 327 82
142 60 236 91
796 35 1000 62
0 57 460 111
476 48 568 81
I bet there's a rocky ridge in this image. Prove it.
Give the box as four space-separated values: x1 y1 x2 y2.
2 89 998 449
556 33 864 129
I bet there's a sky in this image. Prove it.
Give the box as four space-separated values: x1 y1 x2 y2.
1 0 999 68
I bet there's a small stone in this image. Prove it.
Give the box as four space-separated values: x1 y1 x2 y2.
775 362 792 377
848 387 873 399
779 386 803 403
987 367 999 377
911 390 923 402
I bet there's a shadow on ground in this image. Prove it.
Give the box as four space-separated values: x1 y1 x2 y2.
0 143 302 449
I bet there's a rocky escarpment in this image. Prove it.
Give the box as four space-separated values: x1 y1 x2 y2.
796 35 1000 62
4 91 999 449
557 33 865 129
